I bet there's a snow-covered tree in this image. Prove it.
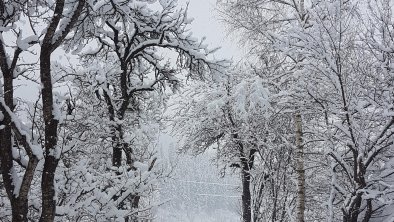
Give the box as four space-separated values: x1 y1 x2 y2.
0 1 39 221
218 1 315 220
1 0 227 221
172 67 273 222
76 0 225 168
219 0 394 221
67 1 225 219
0 0 90 221
48 0 227 220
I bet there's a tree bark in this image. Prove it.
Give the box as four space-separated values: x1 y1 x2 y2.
39 44 60 222
294 111 305 222
241 160 252 222
0 32 37 222
1 77 31 222
0 68 37 222
112 124 123 167
38 1 65 220
0 76 16 218
38 0 85 220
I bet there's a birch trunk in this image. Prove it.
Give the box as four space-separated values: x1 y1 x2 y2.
296 0 306 220
294 111 305 222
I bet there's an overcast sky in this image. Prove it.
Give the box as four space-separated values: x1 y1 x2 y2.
178 0 242 60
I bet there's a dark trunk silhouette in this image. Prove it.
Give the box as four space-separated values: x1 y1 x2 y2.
241 161 252 222
39 0 85 221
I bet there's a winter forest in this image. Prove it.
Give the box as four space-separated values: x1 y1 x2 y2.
1 0 394 221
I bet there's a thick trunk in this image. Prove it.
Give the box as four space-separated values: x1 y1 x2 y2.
294 111 305 222
39 49 59 222
112 125 123 167
101 85 122 168
14 152 39 222
349 195 361 222
241 163 252 222
0 78 15 203
11 199 29 222
343 192 367 222
0 37 15 203
13 162 39 222
113 66 129 167
39 156 59 222
112 143 123 167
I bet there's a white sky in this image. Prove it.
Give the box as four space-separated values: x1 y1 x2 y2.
178 0 242 61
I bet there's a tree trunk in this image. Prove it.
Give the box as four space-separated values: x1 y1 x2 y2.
40 156 59 222
0 76 17 217
112 124 123 167
11 199 29 222
112 65 129 168
241 162 252 222
294 111 305 222
39 48 60 222
0 38 33 222
38 0 86 219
